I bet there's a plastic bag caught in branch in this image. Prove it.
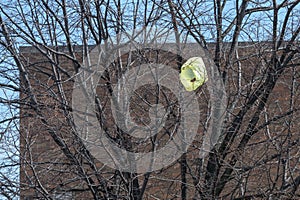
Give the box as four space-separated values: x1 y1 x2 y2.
179 57 208 91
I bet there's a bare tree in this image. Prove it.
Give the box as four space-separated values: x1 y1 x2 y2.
0 0 299 199
171 0 300 199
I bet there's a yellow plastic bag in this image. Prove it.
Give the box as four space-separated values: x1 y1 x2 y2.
180 57 208 91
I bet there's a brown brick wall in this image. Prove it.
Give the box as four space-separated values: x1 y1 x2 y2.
19 43 300 199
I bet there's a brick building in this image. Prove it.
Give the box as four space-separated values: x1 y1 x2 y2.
19 43 300 199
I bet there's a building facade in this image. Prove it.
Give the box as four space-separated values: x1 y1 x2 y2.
19 43 300 199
